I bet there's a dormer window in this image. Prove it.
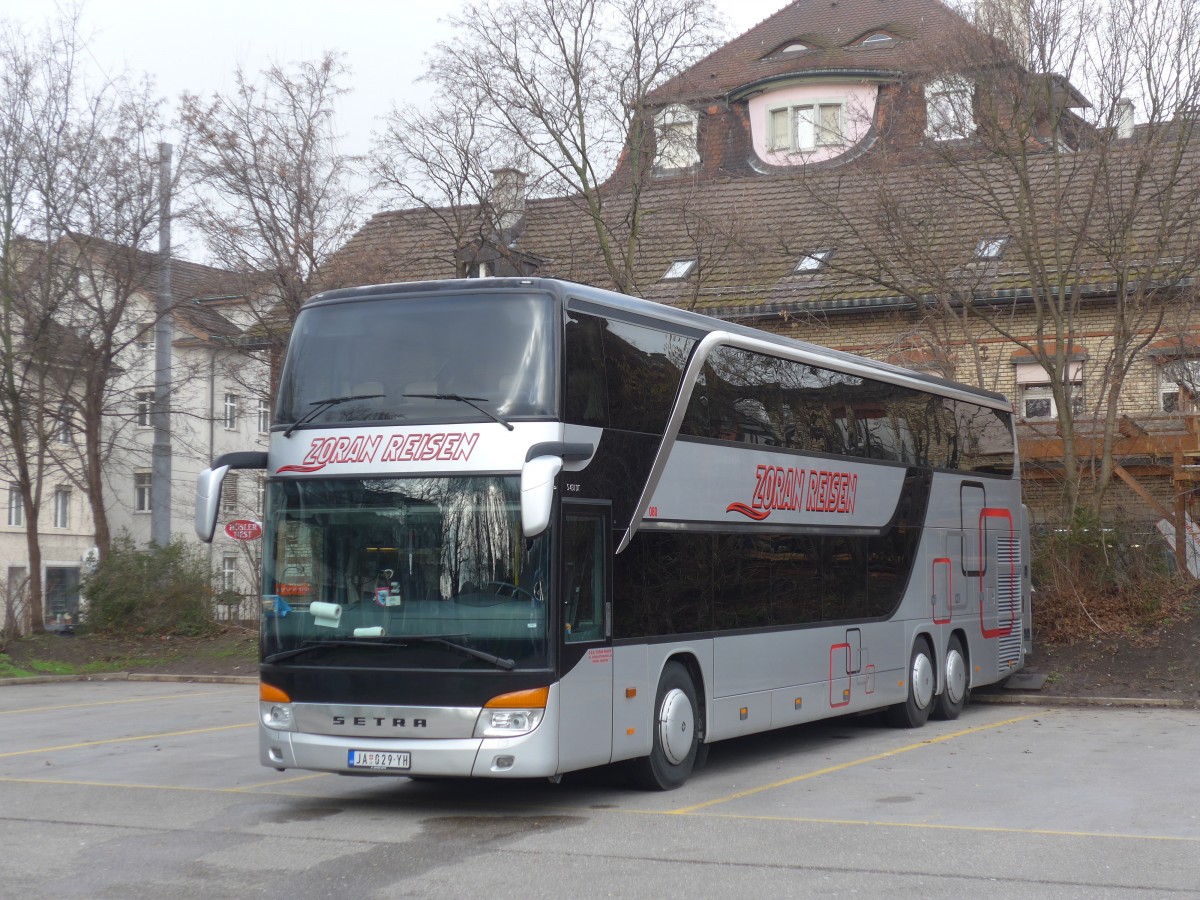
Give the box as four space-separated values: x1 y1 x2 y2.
926 76 975 141
768 103 844 152
795 249 834 273
781 42 810 53
654 105 699 172
860 32 894 47
973 236 1009 260
662 258 697 281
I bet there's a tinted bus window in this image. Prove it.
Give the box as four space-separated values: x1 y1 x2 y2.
565 311 694 435
681 345 1014 474
277 293 556 428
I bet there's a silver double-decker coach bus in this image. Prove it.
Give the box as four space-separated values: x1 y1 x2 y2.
196 277 1031 790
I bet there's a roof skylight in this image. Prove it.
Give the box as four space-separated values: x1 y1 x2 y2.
973 236 1009 260
662 258 697 280
795 249 834 273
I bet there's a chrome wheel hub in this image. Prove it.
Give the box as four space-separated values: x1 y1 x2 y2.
658 688 694 765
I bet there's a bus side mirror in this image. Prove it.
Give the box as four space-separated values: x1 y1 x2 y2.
520 455 563 537
195 465 231 542
195 451 268 542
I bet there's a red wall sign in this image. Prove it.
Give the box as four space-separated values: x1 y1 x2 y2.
224 519 263 541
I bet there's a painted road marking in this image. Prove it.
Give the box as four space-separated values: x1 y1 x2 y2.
671 712 1041 814
0 722 253 758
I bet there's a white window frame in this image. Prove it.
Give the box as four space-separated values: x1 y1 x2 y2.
974 236 1009 260
136 321 155 352
661 258 697 281
1159 359 1200 413
134 472 152 513
221 555 237 593
926 76 975 141
860 32 894 47
255 474 267 517
222 474 239 514
795 249 834 273
53 487 70 529
223 393 239 430
654 104 700 171
7 486 23 527
767 102 845 152
52 406 72 444
1016 362 1085 420
257 398 271 434
135 391 154 428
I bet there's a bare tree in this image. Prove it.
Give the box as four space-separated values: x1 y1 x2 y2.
181 52 369 391
371 97 536 278
793 0 1200 517
425 0 724 295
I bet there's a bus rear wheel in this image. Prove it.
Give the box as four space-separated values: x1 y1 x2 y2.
933 635 969 720
631 661 699 791
885 638 934 729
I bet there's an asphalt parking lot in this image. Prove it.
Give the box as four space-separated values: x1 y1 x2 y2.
1 681 1198 899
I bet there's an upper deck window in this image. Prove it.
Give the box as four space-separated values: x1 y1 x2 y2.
276 292 557 429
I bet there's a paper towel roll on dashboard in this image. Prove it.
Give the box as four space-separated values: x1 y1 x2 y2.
310 601 342 628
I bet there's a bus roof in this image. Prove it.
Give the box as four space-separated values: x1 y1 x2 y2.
304 277 1010 408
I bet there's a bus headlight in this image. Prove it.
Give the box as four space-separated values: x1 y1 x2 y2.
260 702 296 732
474 707 544 738
474 686 549 738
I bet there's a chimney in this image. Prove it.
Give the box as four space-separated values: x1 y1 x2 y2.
1116 98 1135 139
490 167 527 235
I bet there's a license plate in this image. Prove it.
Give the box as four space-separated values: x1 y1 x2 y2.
348 750 411 770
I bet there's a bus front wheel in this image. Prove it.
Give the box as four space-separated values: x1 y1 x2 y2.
885 638 934 729
631 661 699 791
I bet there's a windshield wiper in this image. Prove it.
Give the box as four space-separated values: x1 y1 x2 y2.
264 634 515 670
264 638 396 664
283 393 387 438
412 636 515 670
403 392 514 431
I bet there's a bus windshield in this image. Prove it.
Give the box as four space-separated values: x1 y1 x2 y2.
275 292 557 428
262 476 551 671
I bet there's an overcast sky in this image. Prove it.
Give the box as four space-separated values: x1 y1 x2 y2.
1 0 787 154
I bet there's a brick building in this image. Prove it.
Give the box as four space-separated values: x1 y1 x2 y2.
332 0 1200 541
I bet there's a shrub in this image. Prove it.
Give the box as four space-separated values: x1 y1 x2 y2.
1031 510 1196 645
82 535 218 637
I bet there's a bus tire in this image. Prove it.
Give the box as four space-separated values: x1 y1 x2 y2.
631 661 699 791
933 634 969 720
885 638 934 729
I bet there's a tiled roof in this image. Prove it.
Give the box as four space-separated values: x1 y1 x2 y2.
335 130 1200 323
648 0 974 104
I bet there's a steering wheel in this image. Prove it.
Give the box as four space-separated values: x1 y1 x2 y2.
483 581 534 601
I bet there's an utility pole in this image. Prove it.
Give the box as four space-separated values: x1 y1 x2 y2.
151 142 173 546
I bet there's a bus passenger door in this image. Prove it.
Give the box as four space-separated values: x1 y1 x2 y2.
556 504 613 773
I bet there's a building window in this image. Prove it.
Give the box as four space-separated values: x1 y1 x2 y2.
974 236 1009 260
1019 380 1084 420
654 104 700 171
7 486 23 527
768 103 844 152
795 249 834 273
134 472 152 513
222 474 238 514
661 258 697 281
53 487 70 529
52 406 72 444
223 393 239 429
255 475 266 517
926 76 975 141
1160 359 1200 412
136 391 154 428
257 398 271 434
860 32 894 47
222 555 237 592
136 321 155 351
